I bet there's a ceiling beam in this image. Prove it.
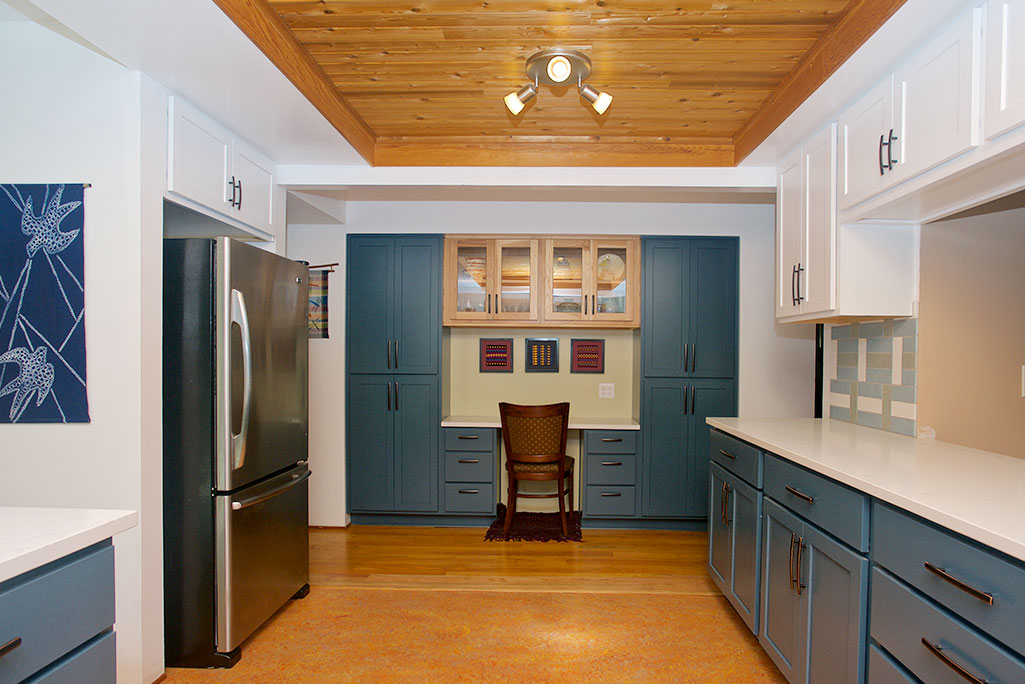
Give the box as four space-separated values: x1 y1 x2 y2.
732 0 908 164
211 0 377 164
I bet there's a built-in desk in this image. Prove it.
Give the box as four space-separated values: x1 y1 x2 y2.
441 415 640 430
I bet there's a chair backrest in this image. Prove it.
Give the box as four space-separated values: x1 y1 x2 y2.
498 402 570 465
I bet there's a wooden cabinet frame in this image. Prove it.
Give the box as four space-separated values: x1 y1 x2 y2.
443 236 540 325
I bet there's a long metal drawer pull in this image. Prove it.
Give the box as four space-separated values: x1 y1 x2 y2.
458 489 480 494
600 437 623 442
719 449 737 460
721 482 730 527
458 459 480 464
921 638 988 684
785 485 815 504
923 562 995 605
231 470 312 511
0 637 22 659
789 532 797 589
457 435 480 440
601 461 623 466
394 382 399 410
387 339 392 368
600 492 622 497
684 343 689 372
691 344 696 372
795 537 806 595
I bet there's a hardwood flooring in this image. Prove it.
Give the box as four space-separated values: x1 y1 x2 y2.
163 525 786 683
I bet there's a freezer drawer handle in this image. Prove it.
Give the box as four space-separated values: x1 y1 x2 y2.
921 638 987 684
923 562 994 605
0 637 22 659
231 469 312 511
230 288 253 471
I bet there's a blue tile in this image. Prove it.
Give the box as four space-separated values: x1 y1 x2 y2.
838 339 858 353
891 385 917 403
857 411 883 429
866 368 891 384
860 322 885 338
831 379 851 394
830 406 851 422
890 417 917 437
837 352 858 368
893 318 918 337
903 369 917 387
867 338 893 353
859 382 882 399
837 366 858 381
903 336 918 352
832 325 853 340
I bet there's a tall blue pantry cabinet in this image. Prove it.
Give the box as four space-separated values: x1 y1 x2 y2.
640 238 738 522
346 235 443 518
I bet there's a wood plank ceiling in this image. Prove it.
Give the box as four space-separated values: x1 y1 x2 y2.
214 0 907 166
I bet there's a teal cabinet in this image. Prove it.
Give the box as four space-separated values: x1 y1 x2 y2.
442 427 497 515
347 235 441 375
582 430 639 519
709 460 762 634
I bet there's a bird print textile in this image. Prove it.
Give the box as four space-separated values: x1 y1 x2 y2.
0 184 88 423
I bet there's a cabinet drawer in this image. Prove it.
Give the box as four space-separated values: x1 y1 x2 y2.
584 453 637 485
871 567 1025 684
444 451 494 483
869 644 921 684
26 631 115 684
764 453 869 552
0 543 114 684
872 502 1025 655
709 429 762 487
444 427 496 452
585 485 636 517
444 483 495 513
584 431 637 454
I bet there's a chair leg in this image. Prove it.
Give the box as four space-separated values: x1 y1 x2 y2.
557 473 568 537
568 474 575 516
503 476 517 537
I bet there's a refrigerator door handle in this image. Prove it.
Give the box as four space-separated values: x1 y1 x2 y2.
230 288 253 470
231 469 312 511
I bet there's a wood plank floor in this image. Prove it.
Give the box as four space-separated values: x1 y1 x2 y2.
164 525 786 683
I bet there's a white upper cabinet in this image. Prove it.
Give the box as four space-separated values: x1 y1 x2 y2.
167 96 276 236
985 0 1025 139
838 6 982 211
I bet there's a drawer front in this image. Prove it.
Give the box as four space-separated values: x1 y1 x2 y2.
585 453 637 486
584 431 637 455
872 502 1025 654
444 483 495 513
444 427 496 452
871 567 1025 684
709 429 762 487
444 451 494 483
764 453 869 552
585 485 636 517
26 631 115 684
868 644 922 684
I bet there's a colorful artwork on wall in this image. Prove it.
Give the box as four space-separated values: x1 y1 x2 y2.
0 183 89 423
307 269 329 338
479 338 513 372
525 338 558 372
571 339 605 373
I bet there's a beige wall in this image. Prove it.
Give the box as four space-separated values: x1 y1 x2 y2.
918 202 1025 457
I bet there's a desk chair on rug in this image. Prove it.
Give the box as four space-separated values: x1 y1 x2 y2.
498 402 574 538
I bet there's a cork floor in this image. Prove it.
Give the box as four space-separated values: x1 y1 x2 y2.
163 526 786 684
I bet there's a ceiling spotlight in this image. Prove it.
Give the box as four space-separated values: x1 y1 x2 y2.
579 84 614 115
504 48 613 116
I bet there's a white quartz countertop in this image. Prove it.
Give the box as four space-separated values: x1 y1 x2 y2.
706 417 1025 563
443 415 640 430
0 507 137 584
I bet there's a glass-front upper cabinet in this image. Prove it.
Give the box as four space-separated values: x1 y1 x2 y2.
444 237 539 324
542 238 639 327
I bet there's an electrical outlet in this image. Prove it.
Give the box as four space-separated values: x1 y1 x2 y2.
598 383 615 399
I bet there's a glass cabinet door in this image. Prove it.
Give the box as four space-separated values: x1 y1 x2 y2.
446 239 491 321
591 240 636 322
543 240 587 321
494 239 538 320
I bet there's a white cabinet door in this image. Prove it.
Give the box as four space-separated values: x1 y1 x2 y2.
800 123 836 316
838 77 894 211
892 7 981 182
776 150 803 318
986 0 1025 138
168 96 231 213
232 139 275 235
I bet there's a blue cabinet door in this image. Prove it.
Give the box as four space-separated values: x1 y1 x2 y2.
347 237 394 374
689 239 738 378
686 380 736 517
642 239 691 377
347 375 395 512
393 237 441 375
729 473 762 635
760 498 804 683
393 375 440 512
641 378 690 517
708 462 732 589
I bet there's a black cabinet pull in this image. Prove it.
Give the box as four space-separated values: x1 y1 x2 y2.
600 492 622 497
789 532 797 589
457 459 480 464
487 293 492 314
887 128 899 166
236 179 243 209
691 344 696 372
719 449 737 460
921 638 986 684
721 481 730 526
690 386 695 415
600 461 623 466
394 382 399 411
600 437 623 443
795 538 806 595
684 343 689 372
785 485 814 504
0 637 22 659
228 175 237 205
387 339 392 368
924 562 994 605
879 133 887 175
458 489 480 495
795 263 804 304
394 340 399 369
457 435 479 440
683 385 689 414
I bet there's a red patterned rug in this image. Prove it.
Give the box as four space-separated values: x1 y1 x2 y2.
484 503 582 542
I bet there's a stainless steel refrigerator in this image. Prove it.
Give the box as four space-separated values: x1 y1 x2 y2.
162 237 310 668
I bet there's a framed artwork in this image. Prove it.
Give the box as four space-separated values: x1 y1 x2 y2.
571 339 604 373
525 338 558 372
479 338 513 372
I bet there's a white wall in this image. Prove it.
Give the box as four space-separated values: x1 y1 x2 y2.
0 21 164 684
292 200 815 525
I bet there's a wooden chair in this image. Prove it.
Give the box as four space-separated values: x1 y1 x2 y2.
498 402 574 538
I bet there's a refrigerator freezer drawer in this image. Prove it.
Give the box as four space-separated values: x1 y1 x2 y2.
215 466 310 653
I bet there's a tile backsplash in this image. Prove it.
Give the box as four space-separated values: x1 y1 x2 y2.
829 319 918 436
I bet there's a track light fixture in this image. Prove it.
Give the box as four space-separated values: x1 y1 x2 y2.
504 48 613 116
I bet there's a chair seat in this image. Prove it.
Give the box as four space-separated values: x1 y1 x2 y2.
511 455 575 474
